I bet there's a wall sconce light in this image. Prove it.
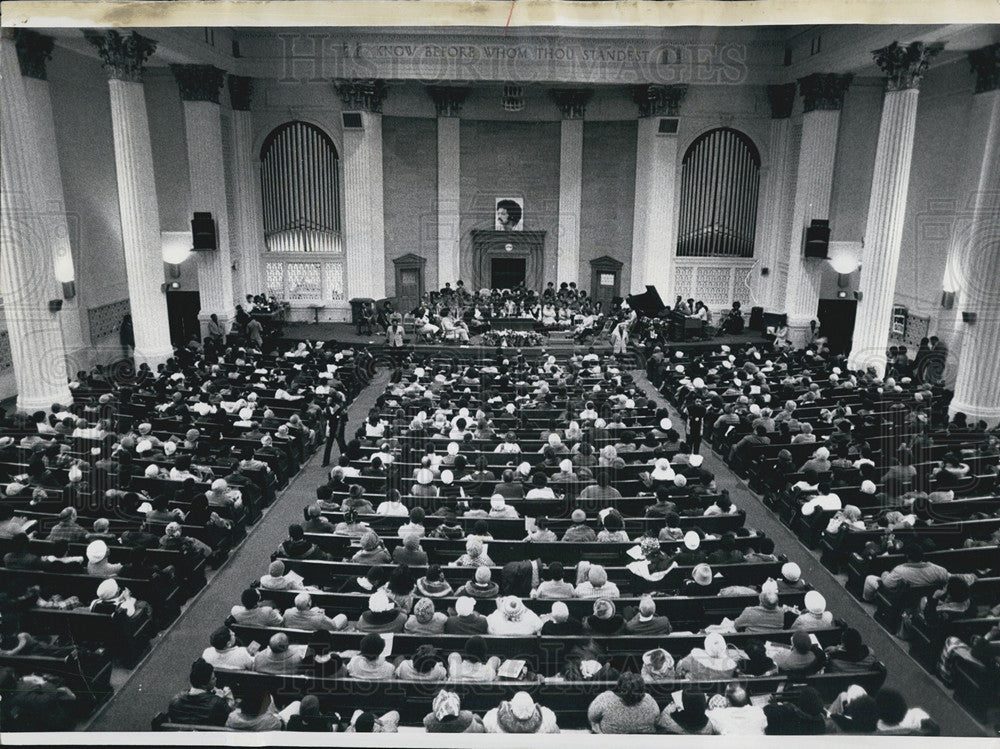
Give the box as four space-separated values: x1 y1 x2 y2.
941 291 955 309
61 281 76 300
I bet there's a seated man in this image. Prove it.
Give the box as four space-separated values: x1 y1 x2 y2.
167 658 234 726
862 543 951 602
439 308 470 343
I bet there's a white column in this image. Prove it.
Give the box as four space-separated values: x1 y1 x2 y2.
849 43 941 375
781 74 852 345
557 117 583 288
228 76 265 301
755 83 796 311
14 31 89 376
343 109 387 299
630 85 686 297
173 65 236 336
436 116 460 289
89 31 174 369
0 34 72 411
949 50 1000 422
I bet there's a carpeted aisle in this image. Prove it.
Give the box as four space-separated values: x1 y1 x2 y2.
85 369 391 732
630 369 988 737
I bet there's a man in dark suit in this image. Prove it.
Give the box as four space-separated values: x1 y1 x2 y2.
166 658 233 726
321 391 348 467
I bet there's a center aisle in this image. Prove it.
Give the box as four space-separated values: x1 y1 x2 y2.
630 369 987 738
85 369 391 732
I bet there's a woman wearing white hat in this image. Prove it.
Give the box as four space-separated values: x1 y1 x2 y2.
85 540 122 577
792 590 834 630
484 691 559 734
675 633 738 680
486 596 542 636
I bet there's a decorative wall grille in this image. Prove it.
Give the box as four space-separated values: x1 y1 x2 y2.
87 299 131 343
678 128 760 258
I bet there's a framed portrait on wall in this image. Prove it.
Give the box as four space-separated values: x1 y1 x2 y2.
495 197 524 231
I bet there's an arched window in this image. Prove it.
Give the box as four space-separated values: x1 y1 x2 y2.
677 128 760 258
259 121 345 301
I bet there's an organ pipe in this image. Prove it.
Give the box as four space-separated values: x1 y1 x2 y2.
260 121 340 252
677 128 760 258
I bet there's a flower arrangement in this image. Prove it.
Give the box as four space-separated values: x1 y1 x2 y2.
482 330 543 347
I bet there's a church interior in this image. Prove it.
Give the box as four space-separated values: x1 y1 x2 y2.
1 5 999 741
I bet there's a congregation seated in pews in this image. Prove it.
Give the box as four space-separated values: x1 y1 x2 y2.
0 334 368 730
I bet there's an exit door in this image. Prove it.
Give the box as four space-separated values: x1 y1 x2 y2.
166 291 201 348
817 298 858 356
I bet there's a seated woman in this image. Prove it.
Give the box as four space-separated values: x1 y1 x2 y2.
447 635 502 682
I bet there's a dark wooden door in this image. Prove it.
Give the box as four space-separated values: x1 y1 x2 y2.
592 269 619 312
166 291 201 347
397 267 421 314
818 298 858 356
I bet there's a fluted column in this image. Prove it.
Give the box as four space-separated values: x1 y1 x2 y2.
0 32 72 410
14 30 89 375
630 84 686 295
782 73 852 345
755 83 796 311
849 42 943 375
227 75 265 301
338 80 387 299
551 89 591 287
87 30 173 369
427 86 467 290
950 44 1000 421
172 64 236 336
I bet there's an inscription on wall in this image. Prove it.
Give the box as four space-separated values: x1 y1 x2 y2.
0 331 12 374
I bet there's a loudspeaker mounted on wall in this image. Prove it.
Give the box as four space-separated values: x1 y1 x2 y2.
760 267 769 276
342 112 363 130
941 291 955 309
61 281 76 300
804 219 830 258
48 299 63 313
962 311 977 324
191 212 217 251
657 117 679 135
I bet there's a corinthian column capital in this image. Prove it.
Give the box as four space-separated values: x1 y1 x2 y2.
968 43 1000 94
797 73 853 113
872 41 944 92
13 29 54 80
632 84 688 118
85 29 156 83
335 79 388 113
171 64 227 104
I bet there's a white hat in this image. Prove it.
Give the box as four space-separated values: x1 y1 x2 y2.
516 461 531 476
805 590 826 614
673 474 687 487
163 441 177 456
749 404 761 416
440 469 454 485
239 407 253 420
722 360 733 369
684 530 700 550
138 422 152 434
675 351 684 359
416 468 434 485
624 399 635 409
68 466 83 483
368 591 394 613
455 597 475 616
144 464 159 478
96 578 119 600
659 418 673 431
510 692 536 721
860 480 877 494
781 562 801 582
136 440 152 454
651 459 673 481
559 459 573 473
447 442 460 456
689 454 704 467
505 403 516 414
414 367 425 378
211 479 228 492
692 378 705 389
490 495 506 511
720 345 731 353
86 540 108 563
675 365 685 373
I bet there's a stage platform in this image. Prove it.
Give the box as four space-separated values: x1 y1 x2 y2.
269 322 768 364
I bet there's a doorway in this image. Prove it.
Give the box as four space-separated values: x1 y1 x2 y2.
491 257 526 289
165 291 201 348
817 298 858 356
